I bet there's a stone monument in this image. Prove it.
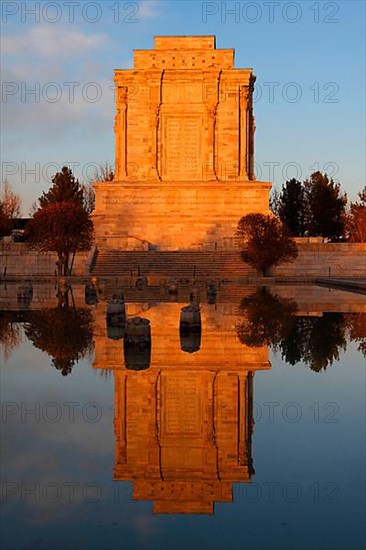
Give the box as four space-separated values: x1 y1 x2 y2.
93 36 271 250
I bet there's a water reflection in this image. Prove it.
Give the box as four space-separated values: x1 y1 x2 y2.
236 288 365 373
85 282 98 305
1 283 365 375
179 304 201 353
106 294 126 340
346 312 366 357
1 282 365 550
124 317 151 370
1 285 94 376
93 297 270 514
26 287 93 376
236 287 297 348
17 283 33 308
279 314 348 372
1 283 365 519
0 312 23 362
113 369 255 514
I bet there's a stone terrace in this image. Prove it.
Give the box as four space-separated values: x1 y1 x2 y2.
91 249 255 279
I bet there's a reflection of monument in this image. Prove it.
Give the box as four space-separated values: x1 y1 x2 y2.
93 36 271 250
93 302 270 514
113 369 256 514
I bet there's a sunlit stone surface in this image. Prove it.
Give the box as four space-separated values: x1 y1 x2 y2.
93 36 271 250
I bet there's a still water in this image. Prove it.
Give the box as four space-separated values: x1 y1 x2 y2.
1 283 365 550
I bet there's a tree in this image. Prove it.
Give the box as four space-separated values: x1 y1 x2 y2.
346 186 366 242
0 202 11 238
81 162 115 214
81 183 95 214
0 180 22 237
26 166 94 276
236 213 298 276
28 201 38 218
272 179 307 236
26 201 93 276
39 166 84 208
86 161 114 184
304 172 347 239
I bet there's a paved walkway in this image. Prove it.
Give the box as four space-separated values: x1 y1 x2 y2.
316 278 366 294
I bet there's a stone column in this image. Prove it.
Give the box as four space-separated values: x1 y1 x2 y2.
148 73 163 181
248 79 256 181
115 86 128 181
239 86 250 180
205 104 218 181
204 72 220 181
249 114 256 181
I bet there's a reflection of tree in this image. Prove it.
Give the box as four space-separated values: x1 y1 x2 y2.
24 290 94 376
236 288 297 347
280 314 348 373
0 314 23 362
345 313 366 357
236 288 351 373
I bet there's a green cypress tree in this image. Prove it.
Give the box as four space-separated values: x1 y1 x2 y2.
39 166 84 208
275 179 306 236
304 172 347 239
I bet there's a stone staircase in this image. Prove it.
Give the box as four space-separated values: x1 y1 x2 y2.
91 249 256 279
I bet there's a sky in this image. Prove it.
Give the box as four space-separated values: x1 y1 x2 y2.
1 0 365 213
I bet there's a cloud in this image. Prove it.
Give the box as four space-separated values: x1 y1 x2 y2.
138 0 161 20
1 23 114 143
1 25 107 59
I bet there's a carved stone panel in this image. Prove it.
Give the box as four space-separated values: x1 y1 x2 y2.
163 115 203 181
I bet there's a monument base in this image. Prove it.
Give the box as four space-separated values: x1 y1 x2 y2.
93 181 271 251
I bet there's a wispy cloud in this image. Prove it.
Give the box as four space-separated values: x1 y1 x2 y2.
1 24 112 140
2 25 107 58
138 0 161 20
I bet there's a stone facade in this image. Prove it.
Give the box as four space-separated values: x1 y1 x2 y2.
93 36 271 250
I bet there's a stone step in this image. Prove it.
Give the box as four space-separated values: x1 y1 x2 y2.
91 250 255 278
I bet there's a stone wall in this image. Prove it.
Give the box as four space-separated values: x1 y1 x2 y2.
93 181 271 250
1 243 364 279
0 244 89 278
271 243 366 278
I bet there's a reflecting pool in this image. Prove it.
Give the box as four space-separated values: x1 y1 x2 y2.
1 283 365 550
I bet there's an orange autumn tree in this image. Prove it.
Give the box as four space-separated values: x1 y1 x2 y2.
236 213 298 276
346 186 366 242
26 167 93 275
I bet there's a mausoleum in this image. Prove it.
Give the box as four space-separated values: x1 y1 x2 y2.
93 36 271 250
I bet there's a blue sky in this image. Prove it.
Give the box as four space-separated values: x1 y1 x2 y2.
1 0 365 212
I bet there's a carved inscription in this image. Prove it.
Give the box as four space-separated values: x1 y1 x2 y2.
164 116 201 180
